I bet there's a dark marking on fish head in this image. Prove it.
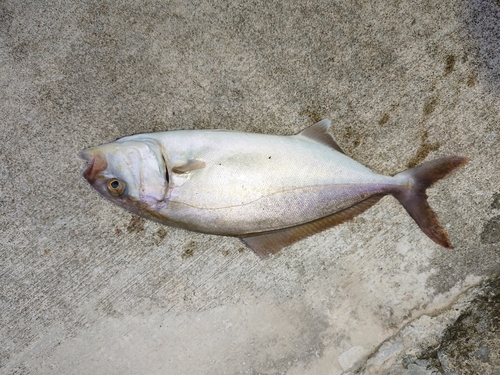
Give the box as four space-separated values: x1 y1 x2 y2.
134 199 169 222
112 197 185 234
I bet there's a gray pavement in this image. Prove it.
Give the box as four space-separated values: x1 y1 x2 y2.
1 1 499 374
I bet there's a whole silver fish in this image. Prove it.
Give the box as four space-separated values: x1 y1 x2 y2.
80 119 467 257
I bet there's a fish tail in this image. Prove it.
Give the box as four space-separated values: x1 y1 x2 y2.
393 156 468 248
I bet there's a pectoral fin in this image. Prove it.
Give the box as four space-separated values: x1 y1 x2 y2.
241 194 383 258
297 119 345 154
172 159 206 174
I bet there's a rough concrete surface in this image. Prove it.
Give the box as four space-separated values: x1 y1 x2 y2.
1 0 499 374
351 275 500 375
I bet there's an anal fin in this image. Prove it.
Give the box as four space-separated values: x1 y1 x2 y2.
241 194 384 258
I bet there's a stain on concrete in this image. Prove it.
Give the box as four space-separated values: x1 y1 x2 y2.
344 125 363 151
299 108 323 123
479 194 500 244
466 0 500 93
406 130 440 168
127 216 145 233
378 113 390 126
154 228 167 246
467 73 478 87
156 228 167 238
480 216 500 244
490 192 500 209
11 41 30 62
181 241 196 259
444 54 456 75
423 97 439 116
0 6 14 34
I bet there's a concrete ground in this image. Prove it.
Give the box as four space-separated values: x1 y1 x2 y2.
1 0 499 374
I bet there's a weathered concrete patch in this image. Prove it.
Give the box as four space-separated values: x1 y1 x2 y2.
350 275 500 375
7 294 331 375
481 216 500 244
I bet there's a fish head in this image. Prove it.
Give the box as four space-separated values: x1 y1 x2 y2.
79 139 168 216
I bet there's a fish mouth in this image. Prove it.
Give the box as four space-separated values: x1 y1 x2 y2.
79 149 108 183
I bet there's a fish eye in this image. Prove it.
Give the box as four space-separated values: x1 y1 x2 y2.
107 178 126 196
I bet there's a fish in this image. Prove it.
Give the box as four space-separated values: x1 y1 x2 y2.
79 119 468 258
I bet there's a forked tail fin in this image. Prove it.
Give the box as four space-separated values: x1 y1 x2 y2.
393 156 468 248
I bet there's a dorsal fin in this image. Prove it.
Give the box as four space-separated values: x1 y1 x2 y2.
172 159 206 174
241 194 384 258
297 119 345 154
